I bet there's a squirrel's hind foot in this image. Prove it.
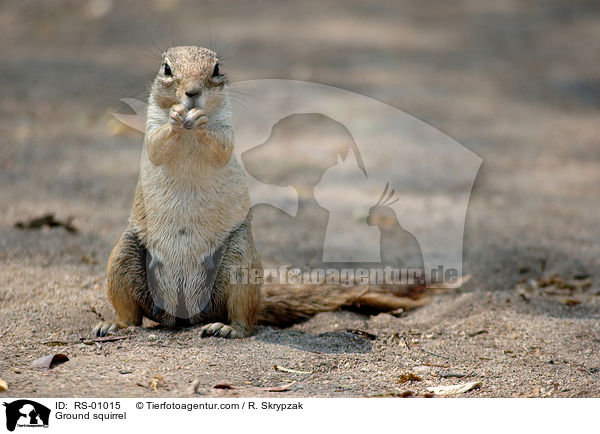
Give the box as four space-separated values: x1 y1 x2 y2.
199 322 245 339
92 321 126 337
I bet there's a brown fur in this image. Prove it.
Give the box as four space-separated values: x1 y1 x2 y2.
259 284 427 328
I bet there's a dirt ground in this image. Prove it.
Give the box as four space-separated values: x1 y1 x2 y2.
1 0 599 397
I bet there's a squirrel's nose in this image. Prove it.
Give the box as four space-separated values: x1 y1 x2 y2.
185 88 200 98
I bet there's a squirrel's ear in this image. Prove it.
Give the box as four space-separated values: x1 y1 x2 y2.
212 62 220 77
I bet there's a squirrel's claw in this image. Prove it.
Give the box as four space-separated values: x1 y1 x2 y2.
92 321 122 337
169 104 188 131
183 108 208 130
199 322 239 339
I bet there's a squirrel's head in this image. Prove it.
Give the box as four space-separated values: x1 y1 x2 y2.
151 46 228 114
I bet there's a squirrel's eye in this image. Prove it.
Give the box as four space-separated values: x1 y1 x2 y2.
164 64 172 76
212 63 220 77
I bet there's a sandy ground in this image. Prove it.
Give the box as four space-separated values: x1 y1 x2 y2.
1 0 599 397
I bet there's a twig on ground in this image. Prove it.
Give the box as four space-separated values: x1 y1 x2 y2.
80 336 131 345
274 365 313 374
436 369 475 379
42 340 69 346
421 348 450 359
422 362 450 368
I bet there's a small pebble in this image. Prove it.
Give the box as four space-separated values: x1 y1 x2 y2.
13 368 21 374
148 334 158 341
119 369 132 375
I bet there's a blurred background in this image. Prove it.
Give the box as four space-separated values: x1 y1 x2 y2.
1 0 598 285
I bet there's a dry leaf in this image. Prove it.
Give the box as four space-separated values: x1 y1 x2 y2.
259 381 296 392
0 379 7 392
214 384 236 390
137 375 168 391
15 213 77 233
398 373 422 383
149 375 165 391
31 353 69 370
427 381 481 396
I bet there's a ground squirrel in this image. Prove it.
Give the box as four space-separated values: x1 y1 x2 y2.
94 46 426 338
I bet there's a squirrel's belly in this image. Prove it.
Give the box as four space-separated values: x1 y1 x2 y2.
142 196 237 321
138 156 250 320
145 238 226 322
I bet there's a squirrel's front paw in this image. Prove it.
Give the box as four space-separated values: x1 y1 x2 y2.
183 108 208 130
169 104 188 131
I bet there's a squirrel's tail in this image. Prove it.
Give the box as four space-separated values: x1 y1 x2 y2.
258 284 428 327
